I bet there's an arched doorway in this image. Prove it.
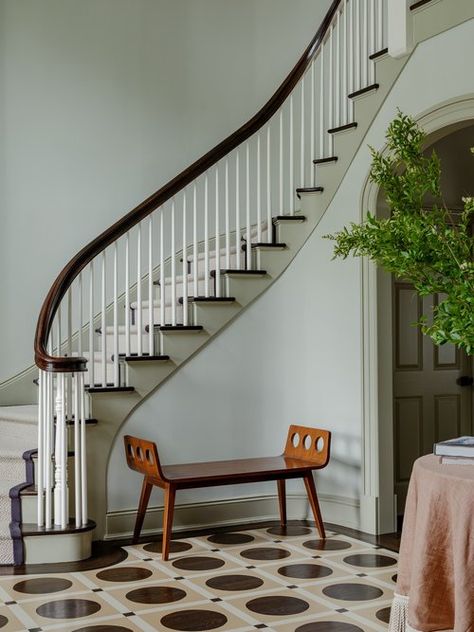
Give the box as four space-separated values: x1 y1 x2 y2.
360 96 474 534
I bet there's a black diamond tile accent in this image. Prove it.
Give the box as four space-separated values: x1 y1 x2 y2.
312 555 321 559
143 557 153 561
287 585 298 589
246 565 256 569
336 608 349 613
174 576 185 580
92 588 103 592
211 597 223 602
29 629 42 632
356 573 368 577
273 540 282 543
5 601 16 605
123 612 135 617
211 548 220 552
255 626 268 629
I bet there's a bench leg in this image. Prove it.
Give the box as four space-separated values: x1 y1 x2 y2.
162 485 176 562
277 479 287 527
303 473 326 539
133 477 153 544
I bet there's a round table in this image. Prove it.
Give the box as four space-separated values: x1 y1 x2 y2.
389 454 474 632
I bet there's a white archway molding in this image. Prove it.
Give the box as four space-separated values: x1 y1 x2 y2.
360 94 474 534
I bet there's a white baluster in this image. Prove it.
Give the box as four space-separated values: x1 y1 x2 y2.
329 24 334 155
319 42 325 158
88 262 94 387
379 0 384 50
136 223 142 355
66 291 72 422
343 2 348 125
171 200 177 323
113 242 119 385
279 110 283 213
336 10 340 128
300 76 305 189
266 125 272 227
355 0 361 91
310 61 315 185
56 305 61 357
79 372 87 524
235 151 241 270
193 186 198 296
37 370 44 526
289 96 294 214
256 135 262 242
370 0 376 83
125 232 130 358
182 194 189 324
245 142 251 268
74 372 81 527
215 168 221 296
78 272 83 357
54 373 68 528
225 160 230 269
45 370 53 528
148 215 154 353
204 175 210 296
362 0 368 87
349 0 355 122
101 251 107 384
160 212 165 328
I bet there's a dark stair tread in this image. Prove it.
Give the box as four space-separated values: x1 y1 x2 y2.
211 269 267 277
328 122 358 134
296 187 324 199
65 417 98 426
21 519 96 536
348 83 379 99
178 296 236 304
241 242 287 251
159 325 204 331
313 156 338 165
273 215 307 223
86 385 135 393
124 354 170 362
410 0 433 9
369 48 388 60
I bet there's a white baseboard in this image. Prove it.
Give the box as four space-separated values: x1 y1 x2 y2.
105 492 360 540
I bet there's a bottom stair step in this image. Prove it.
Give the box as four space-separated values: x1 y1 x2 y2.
178 296 236 304
124 354 170 362
86 386 135 393
273 215 307 224
211 269 267 277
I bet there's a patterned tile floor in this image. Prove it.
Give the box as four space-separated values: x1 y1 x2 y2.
0 525 397 631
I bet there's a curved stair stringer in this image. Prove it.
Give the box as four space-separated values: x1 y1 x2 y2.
88 50 411 541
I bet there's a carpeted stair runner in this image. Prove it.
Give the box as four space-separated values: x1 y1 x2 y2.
0 406 37 565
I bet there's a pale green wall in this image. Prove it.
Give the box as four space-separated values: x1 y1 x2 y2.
0 0 332 382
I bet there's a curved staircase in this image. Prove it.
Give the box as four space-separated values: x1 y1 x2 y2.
0 0 468 565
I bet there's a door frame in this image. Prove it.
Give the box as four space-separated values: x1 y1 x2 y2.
360 94 474 534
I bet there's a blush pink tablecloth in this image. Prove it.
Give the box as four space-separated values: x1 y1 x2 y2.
389 454 474 632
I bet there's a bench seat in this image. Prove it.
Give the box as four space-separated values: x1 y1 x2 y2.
124 424 331 560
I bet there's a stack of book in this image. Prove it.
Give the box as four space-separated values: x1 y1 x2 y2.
434 436 474 464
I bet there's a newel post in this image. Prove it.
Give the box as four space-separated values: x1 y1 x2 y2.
387 0 414 58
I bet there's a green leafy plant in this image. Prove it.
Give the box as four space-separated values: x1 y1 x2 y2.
326 111 474 354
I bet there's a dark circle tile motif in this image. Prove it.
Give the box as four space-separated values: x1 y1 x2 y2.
278 563 333 579
0 615 7 629
14 577 73 594
143 541 192 554
36 598 101 619
206 574 264 591
246 595 309 616
240 547 291 561
161 609 227 631
207 532 254 545
296 622 364 632
267 525 312 537
96 567 152 582
303 539 352 551
126 586 186 604
343 554 397 568
72 627 133 632
322 583 383 601
376 606 392 624
172 556 225 571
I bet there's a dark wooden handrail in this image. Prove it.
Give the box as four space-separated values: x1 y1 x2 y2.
34 0 342 373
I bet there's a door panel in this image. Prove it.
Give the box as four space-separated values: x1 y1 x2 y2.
393 282 472 513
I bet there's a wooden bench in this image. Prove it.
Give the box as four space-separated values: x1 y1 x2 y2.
124 424 331 560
